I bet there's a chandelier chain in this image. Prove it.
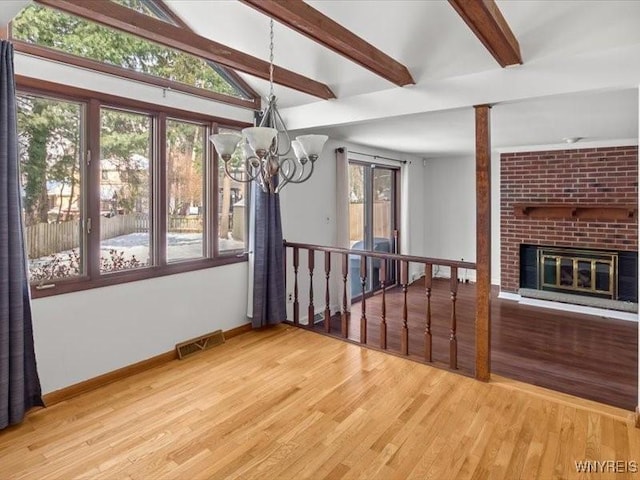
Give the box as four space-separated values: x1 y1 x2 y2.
269 18 274 99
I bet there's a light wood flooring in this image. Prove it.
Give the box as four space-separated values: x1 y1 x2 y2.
1 325 639 480
321 279 638 410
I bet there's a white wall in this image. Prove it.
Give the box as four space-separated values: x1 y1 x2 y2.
423 155 475 262
32 263 248 394
0 0 29 26
280 139 423 250
15 56 254 394
422 152 501 285
279 139 423 324
14 54 254 124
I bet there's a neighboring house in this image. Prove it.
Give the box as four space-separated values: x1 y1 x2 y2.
99 155 150 217
45 180 79 221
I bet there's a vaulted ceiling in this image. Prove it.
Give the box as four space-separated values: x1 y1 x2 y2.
163 0 640 157
7 0 640 157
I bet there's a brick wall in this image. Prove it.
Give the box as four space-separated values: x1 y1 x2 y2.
500 146 638 293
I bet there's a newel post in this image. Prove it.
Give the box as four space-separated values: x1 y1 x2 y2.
475 104 492 382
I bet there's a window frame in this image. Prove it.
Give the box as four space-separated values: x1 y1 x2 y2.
18 76 252 299
6 2 260 110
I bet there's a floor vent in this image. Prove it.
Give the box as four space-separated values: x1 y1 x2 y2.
176 330 225 359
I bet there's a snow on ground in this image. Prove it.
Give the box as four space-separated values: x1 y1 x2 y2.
30 232 245 278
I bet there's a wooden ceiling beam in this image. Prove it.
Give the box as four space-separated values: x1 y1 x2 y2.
448 0 522 67
154 0 260 106
35 0 336 99
240 0 414 87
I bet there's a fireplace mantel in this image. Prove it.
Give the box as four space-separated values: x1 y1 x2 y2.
513 203 637 220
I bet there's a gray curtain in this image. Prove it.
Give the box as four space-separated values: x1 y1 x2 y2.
251 180 286 328
0 40 44 430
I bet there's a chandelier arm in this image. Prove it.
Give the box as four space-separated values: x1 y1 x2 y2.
224 160 258 183
256 172 267 193
286 160 315 184
272 105 292 157
258 98 273 127
276 157 298 191
244 156 264 177
278 158 309 185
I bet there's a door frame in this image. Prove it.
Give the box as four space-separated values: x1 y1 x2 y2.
348 159 401 302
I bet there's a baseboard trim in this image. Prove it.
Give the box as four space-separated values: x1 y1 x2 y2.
224 322 253 339
636 406 640 428
43 351 176 406
497 291 521 302
498 291 638 322
43 322 253 406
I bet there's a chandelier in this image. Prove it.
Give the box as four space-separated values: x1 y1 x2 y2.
209 19 328 194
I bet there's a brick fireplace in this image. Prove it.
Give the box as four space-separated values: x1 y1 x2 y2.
500 146 638 306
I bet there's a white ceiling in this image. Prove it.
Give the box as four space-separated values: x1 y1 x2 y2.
0 0 31 26
316 89 639 158
123 1 640 155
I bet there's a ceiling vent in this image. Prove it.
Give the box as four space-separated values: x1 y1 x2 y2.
175 330 225 359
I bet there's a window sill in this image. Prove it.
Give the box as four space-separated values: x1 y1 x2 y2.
30 254 248 299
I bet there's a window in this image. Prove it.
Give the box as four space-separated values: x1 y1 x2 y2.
110 0 176 23
166 119 206 262
348 162 399 298
18 94 85 282
99 108 152 272
11 4 257 105
17 84 249 297
218 128 248 254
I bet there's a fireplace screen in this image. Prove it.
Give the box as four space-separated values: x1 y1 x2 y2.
538 248 617 299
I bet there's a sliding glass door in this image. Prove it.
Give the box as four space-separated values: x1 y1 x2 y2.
348 162 398 299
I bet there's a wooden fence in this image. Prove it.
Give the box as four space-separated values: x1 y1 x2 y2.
102 213 149 239
167 216 202 233
26 213 150 258
25 220 81 259
349 202 392 242
26 211 244 258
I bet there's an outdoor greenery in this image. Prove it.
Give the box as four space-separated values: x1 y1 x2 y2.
100 108 151 216
29 249 143 282
17 95 82 226
12 4 246 98
167 120 204 217
15 2 248 282
111 0 161 18
18 94 214 279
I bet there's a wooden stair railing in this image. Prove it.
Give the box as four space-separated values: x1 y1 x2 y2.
324 251 331 334
284 241 477 373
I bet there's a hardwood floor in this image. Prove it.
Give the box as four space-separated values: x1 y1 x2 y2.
314 278 638 410
1 325 638 480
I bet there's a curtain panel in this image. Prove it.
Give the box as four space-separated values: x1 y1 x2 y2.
0 40 44 430
335 147 350 249
251 181 287 328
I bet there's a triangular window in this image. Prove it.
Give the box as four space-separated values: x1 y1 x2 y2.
110 0 178 24
11 3 256 103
